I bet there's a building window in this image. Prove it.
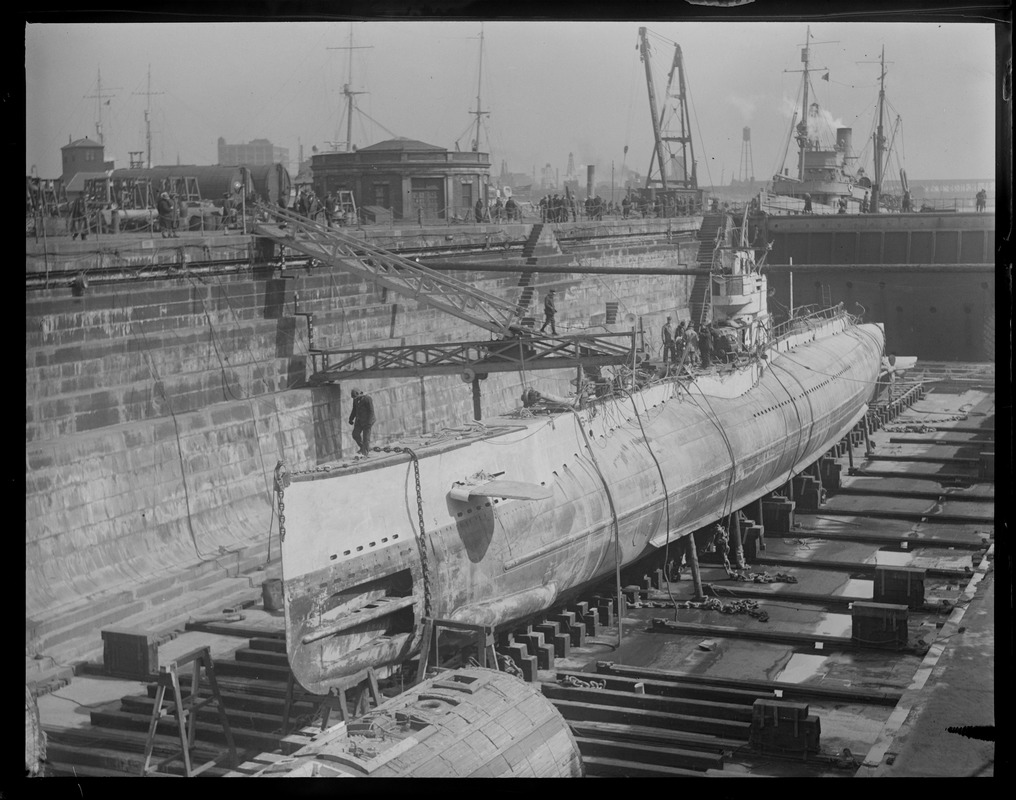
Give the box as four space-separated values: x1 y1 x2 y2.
373 183 391 208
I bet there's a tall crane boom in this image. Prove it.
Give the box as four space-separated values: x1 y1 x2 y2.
639 27 670 192
254 203 521 336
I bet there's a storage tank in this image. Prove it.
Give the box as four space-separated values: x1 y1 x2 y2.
247 667 583 778
109 166 253 202
246 163 292 208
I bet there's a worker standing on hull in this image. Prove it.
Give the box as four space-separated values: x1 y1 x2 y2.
348 389 376 458
699 323 713 368
684 323 700 367
661 315 677 363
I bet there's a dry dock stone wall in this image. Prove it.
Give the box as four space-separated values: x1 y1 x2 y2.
25 229 696 657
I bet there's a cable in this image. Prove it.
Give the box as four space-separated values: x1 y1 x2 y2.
122 290 214 561
621 387 680 616
571 409 623 656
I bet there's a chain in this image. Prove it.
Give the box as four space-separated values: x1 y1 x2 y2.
403 448 432 618
560 674 605 689
273 460 291 543
497 654 524 679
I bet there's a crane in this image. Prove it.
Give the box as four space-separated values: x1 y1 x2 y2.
637 28 702 214
252 204 636 418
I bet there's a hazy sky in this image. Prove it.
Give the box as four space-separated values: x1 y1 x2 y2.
26 21 998 183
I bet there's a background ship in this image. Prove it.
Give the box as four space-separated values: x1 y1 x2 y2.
762 27 906 216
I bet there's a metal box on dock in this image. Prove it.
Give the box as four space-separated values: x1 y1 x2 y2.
851 601 909 650
101 627 159 680
750 699 820 755
761 498 795 533
873 566 926 608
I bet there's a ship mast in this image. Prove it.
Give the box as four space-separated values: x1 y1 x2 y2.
796 27 811 182
133 65 164 168
639 27 669 191
328 26 371 152
870 46 888 214
470 25 489 153
85 67 120 148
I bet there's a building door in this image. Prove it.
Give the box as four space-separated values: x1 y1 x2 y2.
410 178 444 222
372 183 391 209
460 183 472 219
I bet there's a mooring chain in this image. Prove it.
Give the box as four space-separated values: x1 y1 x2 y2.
402 447 433 619
677 596 770 623
497 654 525 679
560 674 605 689
273 460 291 543
730 570 798 584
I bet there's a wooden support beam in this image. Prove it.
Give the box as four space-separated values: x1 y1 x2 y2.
541 682 752 722
548 698 751 739
594 662 903 706
574 736 724 771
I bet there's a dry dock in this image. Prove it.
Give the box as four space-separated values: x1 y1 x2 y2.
32 363 994 778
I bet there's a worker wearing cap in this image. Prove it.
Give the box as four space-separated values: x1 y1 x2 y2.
539 289 558 335
348 389 376 458
661 315 677 363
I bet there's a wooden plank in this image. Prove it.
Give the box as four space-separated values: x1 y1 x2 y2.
89 708 280 752
595 661 903 705
184 620 285 639
541 682 752 721
554 670 761 705
582 755 708 777
575 736 723 771
139 684 316 718
568 720 743 753
549 699 750 739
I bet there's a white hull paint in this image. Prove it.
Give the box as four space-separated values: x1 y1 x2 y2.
281 315 884 691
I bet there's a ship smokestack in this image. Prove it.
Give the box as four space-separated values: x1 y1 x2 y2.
587 165 595 199
836 128 852 154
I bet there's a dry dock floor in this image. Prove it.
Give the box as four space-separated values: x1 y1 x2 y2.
33 375 996 778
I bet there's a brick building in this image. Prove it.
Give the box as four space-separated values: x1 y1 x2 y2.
310 138 492 223
61 137 114 188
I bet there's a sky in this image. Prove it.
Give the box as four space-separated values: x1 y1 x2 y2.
25 20 999 184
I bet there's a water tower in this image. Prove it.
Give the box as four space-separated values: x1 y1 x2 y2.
739 127 755 183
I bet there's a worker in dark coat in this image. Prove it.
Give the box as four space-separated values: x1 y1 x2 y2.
348 389 376 457
699 323 713 368
156 192 175 238
539 288 558 335
475 198 484 222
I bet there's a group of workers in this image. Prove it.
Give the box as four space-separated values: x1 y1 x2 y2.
296 188 354 226
475 196 521 223
661 315 735 369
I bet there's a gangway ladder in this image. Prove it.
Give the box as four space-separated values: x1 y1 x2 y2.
281 666 383 735
414 616 499 685
141 646 237 777
820 283 833 308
